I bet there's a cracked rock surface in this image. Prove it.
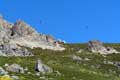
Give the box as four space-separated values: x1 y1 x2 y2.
0 16 65 56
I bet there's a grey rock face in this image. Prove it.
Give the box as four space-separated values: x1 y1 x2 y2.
35 59 53 73
5 64 24 73
88 40 106 53
88 40 119 54
11 20 35 37
0 16 65 56
10 20 65 50
0 43 32 56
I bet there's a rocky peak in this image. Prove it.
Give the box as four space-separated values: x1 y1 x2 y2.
0 15 65 56
12 20 35 36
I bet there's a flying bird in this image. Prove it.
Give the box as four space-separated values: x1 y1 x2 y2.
85 26 89 29
39 20 42 24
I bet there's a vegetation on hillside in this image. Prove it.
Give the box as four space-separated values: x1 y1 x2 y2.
0 43 120 80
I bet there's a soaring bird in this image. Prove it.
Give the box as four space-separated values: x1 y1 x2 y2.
39 20 42 24
85 26 88 29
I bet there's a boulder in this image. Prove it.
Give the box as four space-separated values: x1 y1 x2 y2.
11 75 19 80
5 64 24 73
35 59 53 73
70 55 82 61
87 40 119 54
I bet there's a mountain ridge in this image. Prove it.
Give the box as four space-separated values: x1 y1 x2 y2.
0 15 65 56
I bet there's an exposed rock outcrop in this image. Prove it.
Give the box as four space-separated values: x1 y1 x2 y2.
87 40 119 54
0 15 65 56
11 20 65 50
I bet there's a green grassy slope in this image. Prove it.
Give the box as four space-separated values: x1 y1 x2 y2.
0 44 120 80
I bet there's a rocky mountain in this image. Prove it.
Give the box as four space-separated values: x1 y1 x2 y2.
0 15 65 56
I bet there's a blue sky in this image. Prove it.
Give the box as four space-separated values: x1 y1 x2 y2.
0 0 119 43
